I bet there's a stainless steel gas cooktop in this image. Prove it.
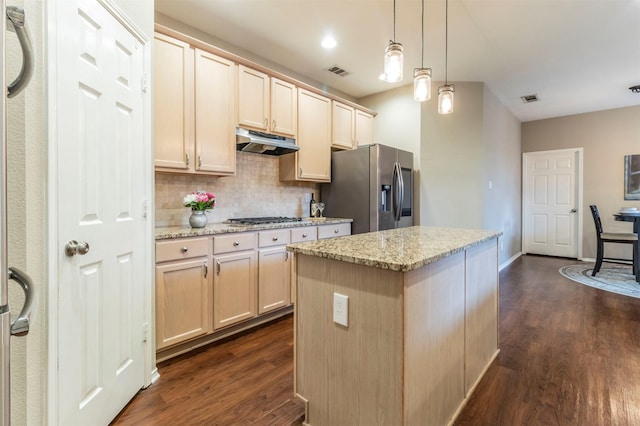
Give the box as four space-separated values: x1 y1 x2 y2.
225 217 304 226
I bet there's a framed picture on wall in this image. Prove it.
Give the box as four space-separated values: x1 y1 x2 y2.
624 154 640 200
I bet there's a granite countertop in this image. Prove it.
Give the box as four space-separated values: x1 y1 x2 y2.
155 218 353 240
286 226 502 272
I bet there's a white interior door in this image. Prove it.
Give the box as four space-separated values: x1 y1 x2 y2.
54 0 149 424
523 149 582 258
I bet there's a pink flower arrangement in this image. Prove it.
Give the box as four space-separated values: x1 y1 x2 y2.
183 191 216 211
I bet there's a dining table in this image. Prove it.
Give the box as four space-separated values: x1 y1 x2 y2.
613 210 640 282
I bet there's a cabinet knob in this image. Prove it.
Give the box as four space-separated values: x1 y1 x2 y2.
334 229 339 234
302 233 307 238
181 246 188 252
233 241 240 247
272 236 279 241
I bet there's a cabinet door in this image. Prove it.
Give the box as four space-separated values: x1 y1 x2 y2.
213 250 258 329
293 88 332 182
258 246 291 314
332 101 355 150
238 65 269 131
194 49 236 175
355 109 374 147
155 258 210 349
154 33 194 171
270 77 297 137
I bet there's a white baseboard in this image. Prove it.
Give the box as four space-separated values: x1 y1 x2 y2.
499 251 522 271
581 257 595 263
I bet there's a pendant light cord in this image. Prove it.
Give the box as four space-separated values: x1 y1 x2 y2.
445 0 448 84
393 0 397 42
421 0 424 67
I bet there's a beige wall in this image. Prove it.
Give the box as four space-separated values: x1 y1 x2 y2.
483 86 522 264
522 106 640 259
360 82 521 267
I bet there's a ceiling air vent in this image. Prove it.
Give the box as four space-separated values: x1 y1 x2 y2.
326 65 350 77
520 94 539 103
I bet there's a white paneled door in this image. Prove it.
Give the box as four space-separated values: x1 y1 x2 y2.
523 149 582 258
54 0 149 424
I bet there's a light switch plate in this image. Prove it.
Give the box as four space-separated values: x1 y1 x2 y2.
333 293 348 327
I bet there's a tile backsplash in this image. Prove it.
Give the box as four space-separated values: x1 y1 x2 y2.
155 152 319 227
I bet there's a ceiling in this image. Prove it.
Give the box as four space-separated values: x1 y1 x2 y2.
154 0 640 122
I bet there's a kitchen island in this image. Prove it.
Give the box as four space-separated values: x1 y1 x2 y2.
287 226 502 426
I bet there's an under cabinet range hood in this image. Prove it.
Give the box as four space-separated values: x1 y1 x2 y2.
235 127 299 156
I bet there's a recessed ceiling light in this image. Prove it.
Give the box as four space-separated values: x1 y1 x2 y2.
321 36 337 49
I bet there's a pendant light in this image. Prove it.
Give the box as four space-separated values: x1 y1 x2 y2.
383 0 403 83
414 0 432 102
438 0 455 114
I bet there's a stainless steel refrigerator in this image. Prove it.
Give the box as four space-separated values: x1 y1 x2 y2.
1 4 36 425
321 143 413 235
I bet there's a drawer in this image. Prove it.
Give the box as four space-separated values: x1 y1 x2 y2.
213 232 256 254
156 238 209 263
258 229 291 248
291 226 317 243
318 223 351 240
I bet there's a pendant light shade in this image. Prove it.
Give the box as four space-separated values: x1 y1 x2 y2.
438 0 454 114
414 68 432 102
384 42 404 83
438 84 455 114
413 0 431 102
382 0 403 83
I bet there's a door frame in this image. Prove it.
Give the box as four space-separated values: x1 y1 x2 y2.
522 148 584 260
46 0 156 423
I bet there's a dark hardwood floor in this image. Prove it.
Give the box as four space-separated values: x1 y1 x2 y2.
112 254 640 425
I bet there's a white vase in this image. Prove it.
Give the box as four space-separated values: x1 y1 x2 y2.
189 210 208 228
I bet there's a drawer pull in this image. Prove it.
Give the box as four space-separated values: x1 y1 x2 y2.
334 229 339 234
302 233 307 238
204 262 208 278
272 236 279 241
216 260 221 275
233 241 240 247
181 246 188 253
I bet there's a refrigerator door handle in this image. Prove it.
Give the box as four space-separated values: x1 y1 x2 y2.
7 267 35 336
6 6 34 98
392 162 402 222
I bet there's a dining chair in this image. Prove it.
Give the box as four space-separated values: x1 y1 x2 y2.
589 205 638 279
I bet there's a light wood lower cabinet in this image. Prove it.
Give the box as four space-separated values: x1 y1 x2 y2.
258 246 291 314
213 251 258 330
155 238 211 350
257 228 292 314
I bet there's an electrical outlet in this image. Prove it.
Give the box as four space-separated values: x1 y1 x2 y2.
333 293 348 327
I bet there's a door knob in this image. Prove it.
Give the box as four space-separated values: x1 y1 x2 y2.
570 208 577 213
65 240 90 257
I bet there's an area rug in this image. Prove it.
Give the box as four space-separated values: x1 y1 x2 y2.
559 264 640 299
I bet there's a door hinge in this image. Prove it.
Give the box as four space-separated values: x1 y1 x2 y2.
142 199 149 219
142 323 149 343
141 74 148 93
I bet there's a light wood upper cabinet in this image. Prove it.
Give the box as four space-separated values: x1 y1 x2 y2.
280 88 331 182
194 49 236 175
355 109 374 147
238 65 269 130
332 101 355 150
154 33 236 175
270 78 297 136
238 65 297 137
154 33 194 171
